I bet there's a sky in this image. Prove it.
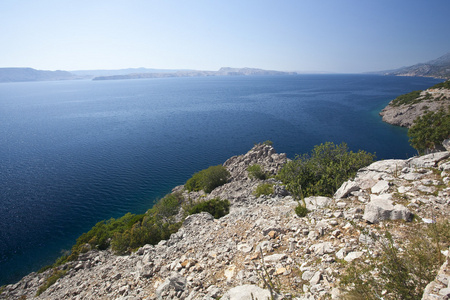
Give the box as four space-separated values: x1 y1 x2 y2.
1 0 450 73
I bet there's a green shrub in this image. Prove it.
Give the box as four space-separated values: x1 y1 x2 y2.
247 164 267 180
391 90 422 107
277 142 375 198
185 165 230 193
262 140 273 146
187 197 230 219
408 108 450 154
294 203 308 217
253 183 274 197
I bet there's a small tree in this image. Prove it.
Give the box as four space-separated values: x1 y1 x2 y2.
408 108 450 155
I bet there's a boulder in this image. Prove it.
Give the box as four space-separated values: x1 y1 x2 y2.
155 273 187 300
363 195 412 223
334 180 360 199
304 196 332 210
221 285 274 300
407 152 450 168
371 180 390 194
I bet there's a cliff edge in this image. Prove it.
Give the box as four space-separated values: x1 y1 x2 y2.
380 83 450 128
2 145 450 299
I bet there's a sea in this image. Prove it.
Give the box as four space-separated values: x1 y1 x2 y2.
0 74 442 285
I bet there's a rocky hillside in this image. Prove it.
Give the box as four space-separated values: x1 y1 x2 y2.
383 52 450 79
2 144 450 299
380 83 450 127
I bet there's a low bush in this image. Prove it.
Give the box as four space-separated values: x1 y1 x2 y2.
253 183 274 197
247 164 268 180
187 197 230 219
185 165 230 193
294 203 308 217
277 142 375 198
408 108 450 154
340 221 450 300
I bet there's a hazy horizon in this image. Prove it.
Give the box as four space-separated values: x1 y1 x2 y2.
1 0 450 73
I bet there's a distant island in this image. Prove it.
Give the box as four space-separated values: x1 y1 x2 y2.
0 68 78 82
92 67 297 81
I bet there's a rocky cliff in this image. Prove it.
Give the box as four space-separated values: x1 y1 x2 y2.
380 86 450 128
2 144 450 300
382 52 450 79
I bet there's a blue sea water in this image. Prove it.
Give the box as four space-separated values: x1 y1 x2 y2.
0 74 442 285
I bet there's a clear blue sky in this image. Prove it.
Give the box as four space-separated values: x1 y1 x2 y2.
1 0 449 73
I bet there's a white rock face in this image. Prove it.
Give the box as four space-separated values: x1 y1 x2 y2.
334 180 360 199
304 196 332 210
363 196 412 223
221 285 273 300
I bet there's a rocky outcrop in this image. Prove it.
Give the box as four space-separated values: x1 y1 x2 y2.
1 146 450 300
380 88 450 128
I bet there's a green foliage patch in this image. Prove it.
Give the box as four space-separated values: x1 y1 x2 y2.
408 108 450 154
185 165 230 193
247 164 268 180
391 90 422 107
253 183 274 197
294 203 308 217
277 142 375 198
187 197 230 219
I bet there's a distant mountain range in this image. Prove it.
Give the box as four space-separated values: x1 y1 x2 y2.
0 68 78 82
92 67 297 81
380 52 450 79
2 54 450 83
0 67 296 83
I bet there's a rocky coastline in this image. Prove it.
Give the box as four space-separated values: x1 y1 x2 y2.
2 144 450 299
380 86 450 128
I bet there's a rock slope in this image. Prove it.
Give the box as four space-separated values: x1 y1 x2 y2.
2 145 450 300
380 87 450 128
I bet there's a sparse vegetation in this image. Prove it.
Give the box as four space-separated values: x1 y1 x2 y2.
185 165 230 193
277 142 375 198
431 80 450 89
340 221 450 300
253 183 274 197
36 269 67 296
247 164 268 180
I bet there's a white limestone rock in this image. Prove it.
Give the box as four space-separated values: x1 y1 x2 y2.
304 196 332 210
334 180 360 199
221 285 274 300
363 195 412 223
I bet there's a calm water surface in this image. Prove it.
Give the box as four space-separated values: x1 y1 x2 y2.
0 74 441 284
